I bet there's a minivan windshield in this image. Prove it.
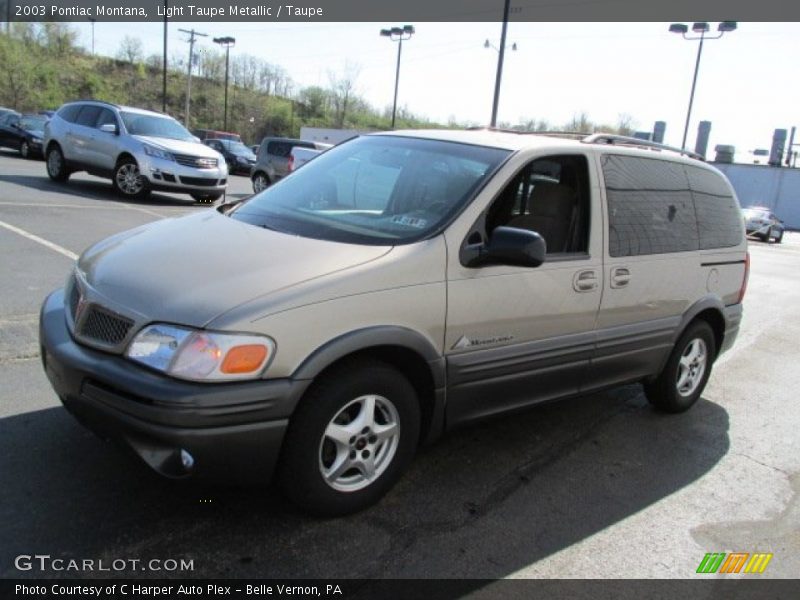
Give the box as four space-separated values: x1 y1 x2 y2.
230 136 509 245
121 112 195 141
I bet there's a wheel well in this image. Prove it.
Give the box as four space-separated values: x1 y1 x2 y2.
311 345 436 445
116 152 136 166
693 309 725 357
252 170 269 182
45 141 61 154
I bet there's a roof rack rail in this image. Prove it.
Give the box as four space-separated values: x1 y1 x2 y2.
581 133 704 161
465 126 592 139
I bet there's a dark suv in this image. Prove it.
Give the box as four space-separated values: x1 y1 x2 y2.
204 139 257 175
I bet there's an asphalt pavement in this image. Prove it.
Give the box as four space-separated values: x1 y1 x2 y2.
0 150 797 581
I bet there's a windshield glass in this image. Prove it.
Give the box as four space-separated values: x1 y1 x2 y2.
20 116 47 132
221 140 255 156
230 135 510 245
743 208 770 219
121 112 194 141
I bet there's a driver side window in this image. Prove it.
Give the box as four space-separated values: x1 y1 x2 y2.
485 154 590 255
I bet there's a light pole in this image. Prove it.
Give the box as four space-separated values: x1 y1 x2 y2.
213 36 236 131
669 21 737 150
380 25 415 129
179 28 208 128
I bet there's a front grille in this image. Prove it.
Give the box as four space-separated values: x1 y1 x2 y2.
78 305 134 346
179 176 219 187
68 278 80 321
174 154 218 169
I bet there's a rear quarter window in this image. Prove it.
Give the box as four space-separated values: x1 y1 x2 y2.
602 154 699 257
684 165 743 249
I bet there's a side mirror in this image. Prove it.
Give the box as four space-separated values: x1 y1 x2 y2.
461 226 547 268
99 123 118 135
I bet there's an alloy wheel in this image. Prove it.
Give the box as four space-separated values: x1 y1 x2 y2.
318 394 401 493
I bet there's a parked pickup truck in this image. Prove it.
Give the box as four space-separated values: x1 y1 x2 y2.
288 144 331 173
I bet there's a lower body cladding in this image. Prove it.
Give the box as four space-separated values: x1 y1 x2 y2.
39 289 309 484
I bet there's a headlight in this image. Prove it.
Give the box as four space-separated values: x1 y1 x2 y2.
31 137 43 144
143 144 174 161
126 323 275 382
237 156 249 163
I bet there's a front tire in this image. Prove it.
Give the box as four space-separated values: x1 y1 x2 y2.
774 229 783 244
278 359 420 516
644 320 716 413
760 228 771 243
113 158 150 199
46 145 69 182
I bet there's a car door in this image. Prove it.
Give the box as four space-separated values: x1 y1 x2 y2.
89 108 120 171
69 105 102 167
267 141 292 179
0 113 20 149
589 153 702 391
444 152 604 427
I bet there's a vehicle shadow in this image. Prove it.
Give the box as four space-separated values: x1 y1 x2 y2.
0 386 729 581
0 173 198 208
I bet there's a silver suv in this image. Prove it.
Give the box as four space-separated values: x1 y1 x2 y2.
44 101 228 202
251 137 330 192
40 130 748 516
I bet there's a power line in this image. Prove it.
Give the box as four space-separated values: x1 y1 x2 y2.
179 27 208 127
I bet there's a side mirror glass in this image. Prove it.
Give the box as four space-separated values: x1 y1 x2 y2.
462 226 547 268
99 123 118 134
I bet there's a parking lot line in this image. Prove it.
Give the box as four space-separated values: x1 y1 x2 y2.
0 200 183 216
0 219 78 261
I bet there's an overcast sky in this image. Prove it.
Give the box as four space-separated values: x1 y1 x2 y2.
75 21 799 160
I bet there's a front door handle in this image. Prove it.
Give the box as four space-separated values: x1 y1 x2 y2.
573 270 598 292
611 267 631 288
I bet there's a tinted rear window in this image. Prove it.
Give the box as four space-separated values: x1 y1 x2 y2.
602 154 699 257
57 104 82 123
75 106 101 127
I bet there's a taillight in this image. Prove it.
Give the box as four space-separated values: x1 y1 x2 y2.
737 251 750 304
287 154 294 172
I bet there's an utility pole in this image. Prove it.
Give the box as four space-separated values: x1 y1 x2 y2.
162 0 168 113
88 17 96 55
179 28 207 128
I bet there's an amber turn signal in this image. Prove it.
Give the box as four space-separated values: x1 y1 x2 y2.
221 344 268 374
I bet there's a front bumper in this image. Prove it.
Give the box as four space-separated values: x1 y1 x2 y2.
139 155 228 194
39 289 310 484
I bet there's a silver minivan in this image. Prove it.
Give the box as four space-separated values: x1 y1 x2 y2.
40 130 748 515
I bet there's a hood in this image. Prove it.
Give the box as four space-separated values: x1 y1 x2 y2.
133 135 221 158
78 211 391 328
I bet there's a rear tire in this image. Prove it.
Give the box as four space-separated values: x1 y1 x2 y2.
20 141 30 159
252 172 270 193
46 145 69 182
644 320 716 414
278 359 420 516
